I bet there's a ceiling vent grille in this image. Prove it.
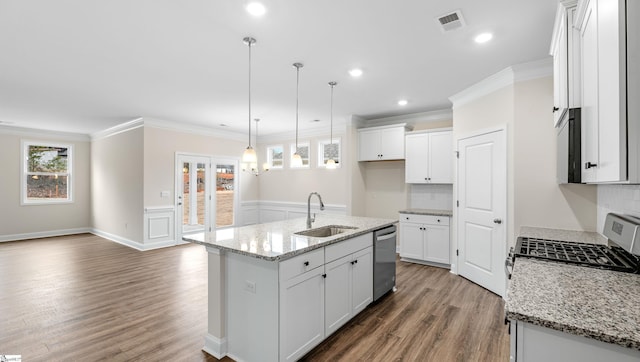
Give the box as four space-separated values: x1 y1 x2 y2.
436 10 465 32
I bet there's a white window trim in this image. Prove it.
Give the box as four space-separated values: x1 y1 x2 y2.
266 144 284 170
289 142 311 169
318 138 341 168
21 139 74 205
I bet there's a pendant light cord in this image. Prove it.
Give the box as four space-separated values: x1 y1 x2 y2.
295 65 300 150
330 83 334 145
248 40 252 149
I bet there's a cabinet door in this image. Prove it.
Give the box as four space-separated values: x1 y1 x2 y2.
380 127 405 160
280 266 325 362
424 224 450 264
325 255 352 337
399 222 424 260
428 131 453 184
351 246 373 314
580 0 599 182
553 9 569 127
405 134 429 183
358 129 381 161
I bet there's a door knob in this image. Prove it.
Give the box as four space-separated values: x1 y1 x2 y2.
493 218 502 224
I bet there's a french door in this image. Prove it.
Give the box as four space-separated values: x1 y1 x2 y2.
176 154 238 244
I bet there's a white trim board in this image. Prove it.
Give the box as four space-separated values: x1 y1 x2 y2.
0 227 91 243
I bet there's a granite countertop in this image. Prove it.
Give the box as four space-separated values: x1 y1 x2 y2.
183 214 396 262
399 208 453 217
506 226 640 350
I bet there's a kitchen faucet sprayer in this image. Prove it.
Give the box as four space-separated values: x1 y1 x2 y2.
307 192 324 228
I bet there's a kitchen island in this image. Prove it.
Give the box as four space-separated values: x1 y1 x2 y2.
505 227 640 361
184 214 396 362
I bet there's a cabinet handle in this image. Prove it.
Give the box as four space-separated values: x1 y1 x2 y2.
427 178 431 181
437 219 440 223
552 106 559 113
354 259 358 264
405 217 409 220
322 274 327 278
303 261 309 266
585 162 598 169
351 260 355 265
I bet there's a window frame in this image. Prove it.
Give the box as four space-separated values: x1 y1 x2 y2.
318 138 341 169
21 140 74 205
266 144 284 170
289 142 311 169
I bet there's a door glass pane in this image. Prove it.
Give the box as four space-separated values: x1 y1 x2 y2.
216 164 235 227
182 161 206 234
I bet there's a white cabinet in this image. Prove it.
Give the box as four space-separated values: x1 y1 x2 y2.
358 124 407 161
325 246 373 336
510 320 640 361
280 265 326 362
550 1 581 127
399 214 450 265
576 0 640 183
405 130 453 184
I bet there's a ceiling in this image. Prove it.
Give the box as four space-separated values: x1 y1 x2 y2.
0 0 558 136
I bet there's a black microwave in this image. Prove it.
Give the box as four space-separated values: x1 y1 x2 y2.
557 108 581 184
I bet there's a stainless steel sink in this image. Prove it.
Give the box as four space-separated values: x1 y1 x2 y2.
294 225 358 238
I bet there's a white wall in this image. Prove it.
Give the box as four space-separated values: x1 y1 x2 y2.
0 128 91 240
452 71 597 247
597 185 640 232
91 127 144 244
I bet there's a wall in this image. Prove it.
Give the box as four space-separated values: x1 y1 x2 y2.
597 185 640 232
0 128 91 240
452 70 597 249
513 77 597 233
255 128 348 209
409 184 453 210
91 127 144 244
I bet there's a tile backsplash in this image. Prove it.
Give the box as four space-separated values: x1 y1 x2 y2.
597 185 640 233
408 184 454 210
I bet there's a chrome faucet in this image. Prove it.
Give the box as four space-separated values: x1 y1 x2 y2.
307 192 325 228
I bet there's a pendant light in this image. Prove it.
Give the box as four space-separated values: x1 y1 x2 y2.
241 36 258 165
243 119 270 176
326 81 337 169
291 62 304 168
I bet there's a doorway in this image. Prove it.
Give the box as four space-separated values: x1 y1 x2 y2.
176 154 239 244
456 129 507 297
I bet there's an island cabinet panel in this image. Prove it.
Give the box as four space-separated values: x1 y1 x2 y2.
280 265 326 362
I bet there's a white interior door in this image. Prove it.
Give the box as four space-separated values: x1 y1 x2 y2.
457 129 506 297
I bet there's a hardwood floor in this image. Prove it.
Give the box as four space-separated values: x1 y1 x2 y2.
0 234 508 361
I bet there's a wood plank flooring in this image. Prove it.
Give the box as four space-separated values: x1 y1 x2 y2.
0 234 508 361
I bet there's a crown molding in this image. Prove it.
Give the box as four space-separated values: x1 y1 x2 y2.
359 109 452 129
89 117 247 142
257 122 348 144
449 58 552 109
0 124 90 141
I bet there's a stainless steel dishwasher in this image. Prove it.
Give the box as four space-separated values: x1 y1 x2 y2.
373 225 397 301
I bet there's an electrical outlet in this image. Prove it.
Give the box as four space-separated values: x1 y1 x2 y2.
244 280 256 294
160 190 170 198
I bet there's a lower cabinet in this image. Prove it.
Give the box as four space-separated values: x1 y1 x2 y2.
399 213 450 265
509 320 640 362
280 266 326 362
325 246 373 336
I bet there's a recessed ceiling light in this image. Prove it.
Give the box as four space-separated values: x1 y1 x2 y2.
398 100 408 106
475 32 493 44
349 68 363 77
246 2 266 17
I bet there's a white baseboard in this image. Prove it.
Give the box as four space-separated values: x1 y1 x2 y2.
0 227 91 243
203 333 228 360
90 228 145 251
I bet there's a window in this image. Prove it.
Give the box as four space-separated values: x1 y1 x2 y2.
290 142 310 168
22 141 73 204
266 145 284 169
318 139 341 168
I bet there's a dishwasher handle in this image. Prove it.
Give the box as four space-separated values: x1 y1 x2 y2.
376 232 397 241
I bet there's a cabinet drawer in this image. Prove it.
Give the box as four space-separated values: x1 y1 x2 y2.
280 248 325 281
325 233 373 263
399 214 449 226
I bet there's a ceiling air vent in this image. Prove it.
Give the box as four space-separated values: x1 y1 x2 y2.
436 10 465 32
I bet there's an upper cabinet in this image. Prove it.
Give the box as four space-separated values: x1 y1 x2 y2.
405 129 453 184
550 0 581 127
576 0 640 183
358 124 408 161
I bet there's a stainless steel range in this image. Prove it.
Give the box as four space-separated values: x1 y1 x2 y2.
506 213 640 278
